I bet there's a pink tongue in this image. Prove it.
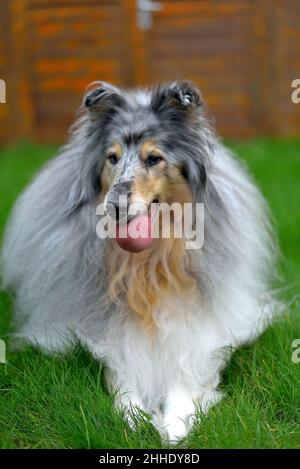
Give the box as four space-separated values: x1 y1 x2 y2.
115 213 154 253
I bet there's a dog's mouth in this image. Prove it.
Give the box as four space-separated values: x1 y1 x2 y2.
114 199 159 253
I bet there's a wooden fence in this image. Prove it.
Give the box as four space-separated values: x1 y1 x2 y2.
0 0 299 143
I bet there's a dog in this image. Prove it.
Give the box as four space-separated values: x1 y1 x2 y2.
1 80 277 441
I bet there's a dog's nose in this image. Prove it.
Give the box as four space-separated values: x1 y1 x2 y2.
106 185 132 222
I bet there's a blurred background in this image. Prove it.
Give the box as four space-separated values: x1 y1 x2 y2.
0 0 300 144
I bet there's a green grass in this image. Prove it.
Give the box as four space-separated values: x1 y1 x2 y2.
0 140 300 449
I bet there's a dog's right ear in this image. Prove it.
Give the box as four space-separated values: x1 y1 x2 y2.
83 82 125 116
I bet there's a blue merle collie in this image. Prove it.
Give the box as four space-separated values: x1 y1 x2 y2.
2 81 277 441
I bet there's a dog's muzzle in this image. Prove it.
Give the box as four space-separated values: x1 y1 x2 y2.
105 181 132 222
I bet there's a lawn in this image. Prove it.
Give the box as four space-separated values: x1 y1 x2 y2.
0 140 300 449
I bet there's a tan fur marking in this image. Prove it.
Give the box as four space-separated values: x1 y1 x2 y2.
132 166 193 206
106 142 122 159
140 140 164 161
105 237 196 329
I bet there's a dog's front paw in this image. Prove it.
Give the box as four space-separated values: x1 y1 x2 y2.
161 387 224 443
162 412 194 443
161 388 196 443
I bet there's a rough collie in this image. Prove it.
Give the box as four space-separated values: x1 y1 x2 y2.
2 81 277 441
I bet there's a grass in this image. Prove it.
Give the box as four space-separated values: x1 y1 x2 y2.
0 139 300 449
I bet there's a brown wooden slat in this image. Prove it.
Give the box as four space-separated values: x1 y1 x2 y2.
0 0 10 143
29 0 120 8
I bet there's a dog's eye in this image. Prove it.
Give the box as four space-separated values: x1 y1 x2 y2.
108 153 119 165
146 154 162 167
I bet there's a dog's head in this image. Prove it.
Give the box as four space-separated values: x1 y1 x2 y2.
79 81 213 324
83 80 209 219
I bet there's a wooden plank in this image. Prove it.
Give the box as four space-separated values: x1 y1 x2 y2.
9 0 35 140
124 0 148 85
0 0 11 143
29 0 120 7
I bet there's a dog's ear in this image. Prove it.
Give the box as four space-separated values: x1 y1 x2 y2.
151 80 203 117
83 82 125 116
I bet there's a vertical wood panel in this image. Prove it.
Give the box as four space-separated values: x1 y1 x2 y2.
0 1 10 142
10 0 35 140
124 0 147 85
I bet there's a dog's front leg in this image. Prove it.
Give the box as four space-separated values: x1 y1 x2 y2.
162 386 223 442
162 387 196 442
105 368 145 428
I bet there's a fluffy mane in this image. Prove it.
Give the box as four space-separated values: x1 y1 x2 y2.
105 237 197 328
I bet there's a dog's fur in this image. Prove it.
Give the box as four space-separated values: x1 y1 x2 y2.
1 81 277 441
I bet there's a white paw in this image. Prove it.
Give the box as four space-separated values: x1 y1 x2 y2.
161 387 224 443
163 413 194 443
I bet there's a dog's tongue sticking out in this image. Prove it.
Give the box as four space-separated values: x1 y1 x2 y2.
115 213 154 253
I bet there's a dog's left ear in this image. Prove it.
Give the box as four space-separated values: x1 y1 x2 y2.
151 80 203 117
